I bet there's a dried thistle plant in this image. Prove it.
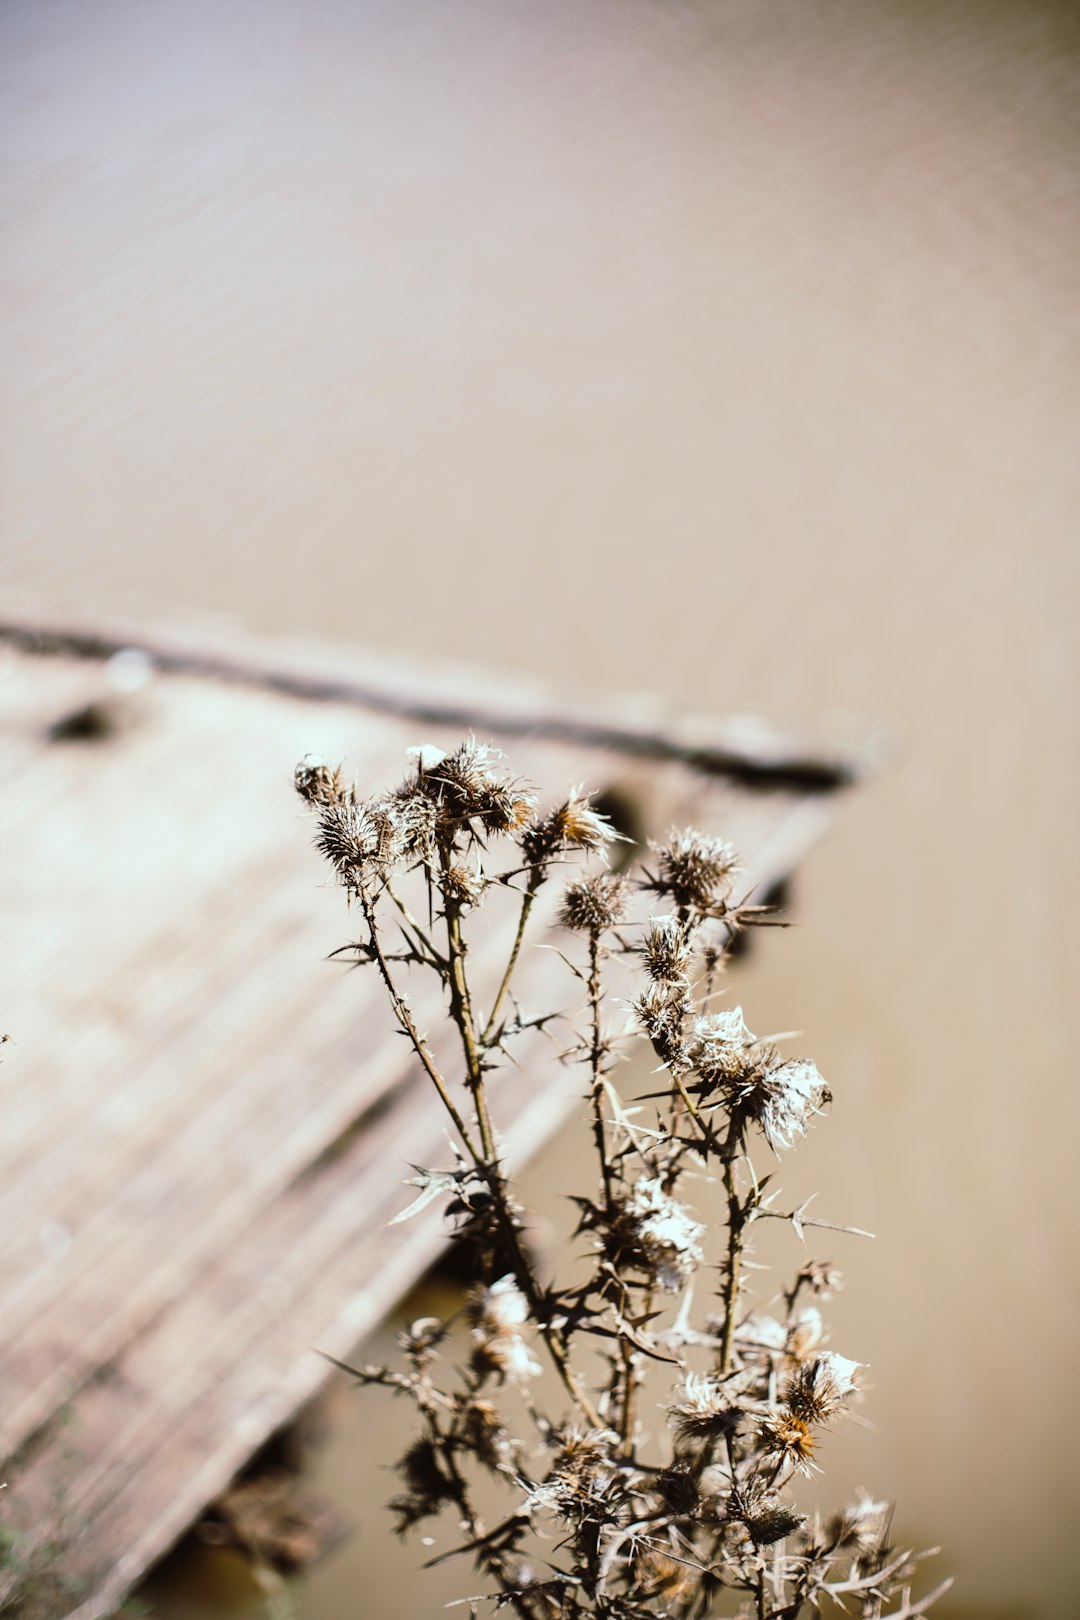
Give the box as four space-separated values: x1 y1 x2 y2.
296 741 949 1619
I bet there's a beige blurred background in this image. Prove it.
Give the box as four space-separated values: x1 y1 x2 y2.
3 1 1079 1617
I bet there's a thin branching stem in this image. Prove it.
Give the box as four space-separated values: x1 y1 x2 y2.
482 882 539 1046
359 891 481 1162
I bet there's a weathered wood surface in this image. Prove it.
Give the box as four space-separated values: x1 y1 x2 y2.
0 619 858 1618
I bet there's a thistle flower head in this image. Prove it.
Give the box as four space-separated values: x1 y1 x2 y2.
687 1006 754 1083
796 1259 844 1299
524 1429 620 1524
644 828 741 914
733 1055 830 1151
786 1306 826 1361
416 739 535 834
640 915 694 986
441 861 488 906
785 1352 860 1427
559 871 629 933
314 799 401 887
294 753 348 807
612 1176 704 1292
758 1409 819 1477
631 981 690 1067
520 789 622 868
656 1464 699 1516
668 1372 743 1445
728 1478 807 1546
458 1397 514 1471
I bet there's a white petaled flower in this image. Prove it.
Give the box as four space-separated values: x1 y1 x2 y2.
756 1057 830 1151
622 1177 704 1292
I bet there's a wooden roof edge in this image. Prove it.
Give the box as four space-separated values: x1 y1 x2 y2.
0 610 884 793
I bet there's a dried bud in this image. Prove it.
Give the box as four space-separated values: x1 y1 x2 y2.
314 801 389 883
729 1479 807 1546
559 871 629 933
441 862 487 905
458 1398 514 1471
631 981 690 1067
796 1259 844 1299
786 1306 825 1361
294 753 348 807
656 1464 699 1516
641 916 693 986
831 1492 891 1552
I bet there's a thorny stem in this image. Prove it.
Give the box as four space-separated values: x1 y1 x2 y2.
586 933 615 1215
435 842 604 1431
671 1070 725 1158
359 893 481 1163
619 1282 652 1457
385 879 448 971
481 883 539 1046
439 839 496 1162
435 1418 539 1620
719 1146 746 1378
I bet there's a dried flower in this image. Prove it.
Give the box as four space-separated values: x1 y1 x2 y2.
786 1306 825 1360
294 753 348 807
796 1259 844 1299
631 980 689 1066
733 1055 830 1151
458 1398 514 1471
640 915 694 986
831 1492 891 1552
467 1276 541 1381
758 1409 819 1477
687 1006 753 1073
669 1372 743 1445
729 1479 808 1546
417 739 534 834
656 1463 699 1516
559 871 629 932
441 861 488 905
644 828 741 914
611 1176 704 1291
520 789 622 868
786 1352 860 1426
